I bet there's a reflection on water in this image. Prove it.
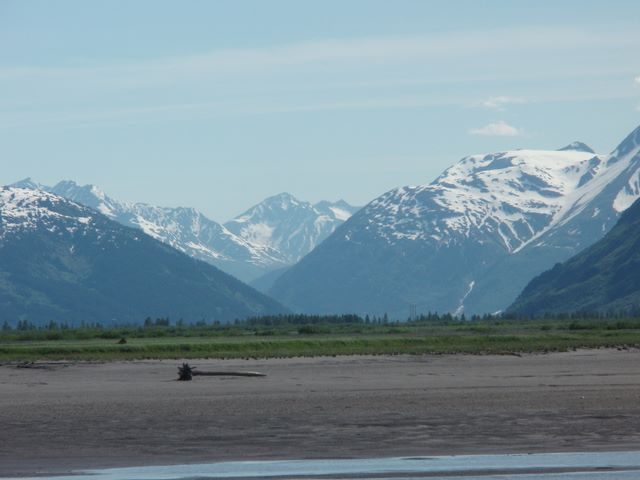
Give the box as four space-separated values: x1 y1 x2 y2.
3 451 640 480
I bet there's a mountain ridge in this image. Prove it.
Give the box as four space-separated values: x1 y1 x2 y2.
0 187 287 325
270 125 640 317
508 197 640 315
7 180 358 283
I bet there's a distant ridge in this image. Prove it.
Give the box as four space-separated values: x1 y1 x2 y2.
0 187 288 325
7 180 358 283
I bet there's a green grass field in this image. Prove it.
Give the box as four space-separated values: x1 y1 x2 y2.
2 319 640 361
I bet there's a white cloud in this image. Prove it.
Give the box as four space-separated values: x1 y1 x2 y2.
480 96 526 110
469 121 522 137
635 76 640 86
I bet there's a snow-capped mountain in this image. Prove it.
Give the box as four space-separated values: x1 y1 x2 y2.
270 125 640 317
350 147 599 253
0 187 286 325
225 193 359 264
44 180 287 281
0 186 98 240
8 180 357 283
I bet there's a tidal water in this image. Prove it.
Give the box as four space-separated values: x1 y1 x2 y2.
5 451 640 480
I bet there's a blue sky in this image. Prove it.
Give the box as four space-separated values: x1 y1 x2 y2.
1 0 640 220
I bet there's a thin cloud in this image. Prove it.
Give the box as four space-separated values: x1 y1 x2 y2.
1 26 639 85
480 96 526 110
2 26 640 130
0 95 462 130
635 76 640 86
469 121 522 137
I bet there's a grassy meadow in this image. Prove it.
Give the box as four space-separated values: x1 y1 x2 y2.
2 316 640 361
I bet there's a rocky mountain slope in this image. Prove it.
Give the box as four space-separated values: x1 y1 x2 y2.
0 187 287 325
9 180 357 283
509 197 640 315
270 125 640 317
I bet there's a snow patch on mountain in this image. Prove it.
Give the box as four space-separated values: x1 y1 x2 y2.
454 280 475 316
328 206 352 221
612 147 640 212
359 137 640 261
362 149 599 253
0 187 104 241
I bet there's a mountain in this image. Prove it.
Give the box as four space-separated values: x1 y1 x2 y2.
270 126 640 317
558 141 595 153
0 187 287 325
224 193 359 264
46 180 288 282
9 181 357 283
509 197 640 315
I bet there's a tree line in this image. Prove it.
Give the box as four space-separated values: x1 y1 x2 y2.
4 308 640 332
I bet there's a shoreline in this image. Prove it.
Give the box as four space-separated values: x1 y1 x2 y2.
2 350 640 477
4 451 640 480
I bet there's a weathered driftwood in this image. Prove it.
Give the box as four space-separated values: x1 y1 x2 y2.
177 362 265 380
15 362 66 369
177 362 193 381
192 370 266 377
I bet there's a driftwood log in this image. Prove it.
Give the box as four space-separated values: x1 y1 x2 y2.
177 362 193 381
193 370 266 377
177 362 265 380
15 362 71 369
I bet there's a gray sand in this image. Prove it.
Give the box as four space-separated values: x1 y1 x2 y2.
1 350 639 477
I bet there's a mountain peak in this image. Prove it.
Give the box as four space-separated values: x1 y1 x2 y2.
264 192 301 205
558 141 595 153
612 124 640 159
226 193 357 264
314 199 359 221
8 177 45 190
314 199 350 208
53 180 106 198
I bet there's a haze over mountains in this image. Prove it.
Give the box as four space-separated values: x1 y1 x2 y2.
9 179 358 284
270 125 640 318
0 187 286 324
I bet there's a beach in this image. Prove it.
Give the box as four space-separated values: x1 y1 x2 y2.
1 349 640 477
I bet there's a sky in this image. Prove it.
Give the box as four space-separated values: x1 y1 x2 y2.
1 0 640 221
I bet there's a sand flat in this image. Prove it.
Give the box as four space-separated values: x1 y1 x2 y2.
1 350 640 477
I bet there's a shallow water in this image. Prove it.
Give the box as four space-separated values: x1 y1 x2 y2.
4 451 640 480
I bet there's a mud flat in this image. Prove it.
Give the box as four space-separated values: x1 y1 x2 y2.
1 349 640 477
